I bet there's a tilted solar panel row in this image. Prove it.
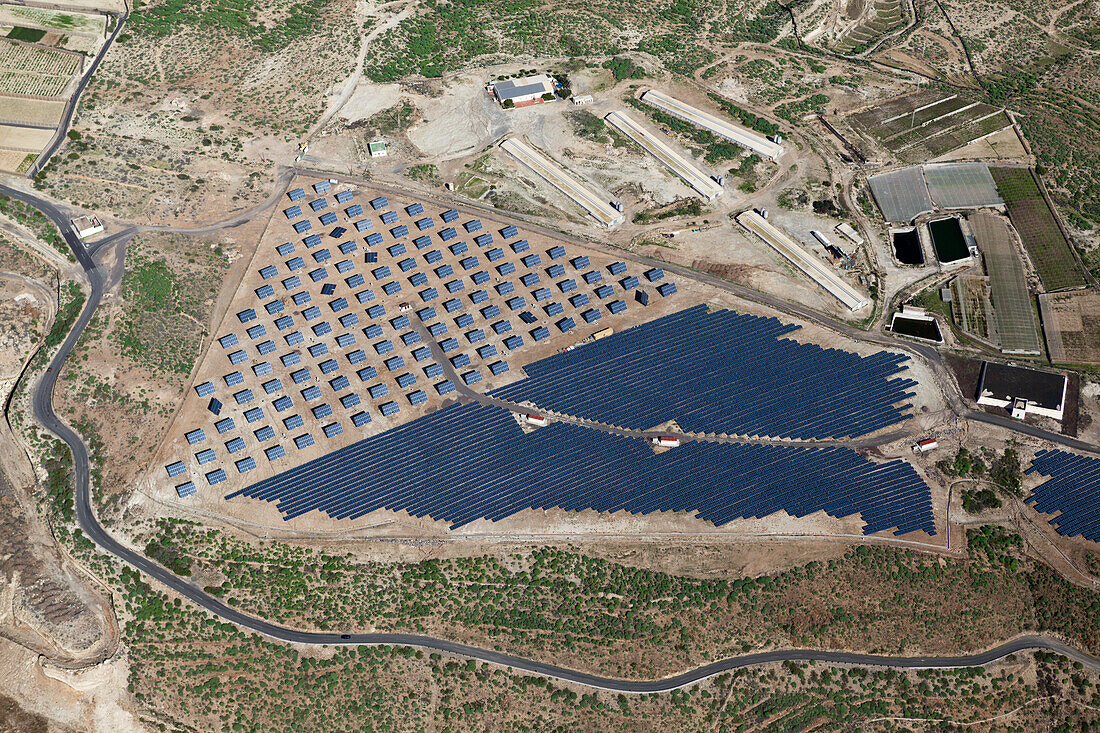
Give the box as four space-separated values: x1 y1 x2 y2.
1027 450 1100 542
228 401 935 535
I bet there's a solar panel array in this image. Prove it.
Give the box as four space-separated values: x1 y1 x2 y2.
229 401 935 535
493 304 916 440
1026 450 1100 542
161 180 678 495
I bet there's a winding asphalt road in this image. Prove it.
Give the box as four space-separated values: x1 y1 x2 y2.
8 179 1100 689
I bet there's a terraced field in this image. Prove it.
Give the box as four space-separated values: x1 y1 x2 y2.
0 39 79 96
835 0 906 54
849 92 1011 162
991 167 1088 293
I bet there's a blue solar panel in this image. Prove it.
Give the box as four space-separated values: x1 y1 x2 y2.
293 220 312 234
657 282 677 296
309 197 328 212
262 378 283 394
206 468 227 485
608 300 627 314
367 383 389 398
196 381 215 397
265 445 287 461
294 434 315 449
288 188 306 201
312 404 333 419
185 428 206 444
547 263 565 278
488 360 509 375
225 436 245 453
303 234 322 247
254 425 275 442
381 280 402 295
215 417 235 433
351 411 371 427
219 333 240 349
583 271 602 284
176 481 197 498
165 461 186 477
265 301 285 316
284 414 305 430
474 233 493 247
229 399 934 535
441 209 459 223
319 212 337 226
511 239 530 253
235 456 257 473
256 284 275 299
503 335 524 350
229 350 248 365
313 181 331 193
195 448 217 465
519 273 540 287
548 245 566 259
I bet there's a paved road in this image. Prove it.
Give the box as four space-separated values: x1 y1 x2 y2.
14 181 1100 690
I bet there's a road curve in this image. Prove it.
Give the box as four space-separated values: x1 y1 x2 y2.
15 185 1100 691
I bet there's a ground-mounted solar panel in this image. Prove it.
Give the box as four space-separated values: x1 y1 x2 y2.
456 313 475 328
312 248 331 263
417 306 437 321
412 346 432 361
491 320 512 335
459 256 478 271
428 322 448 337
379 401 400 416
206 468 227 486
246 324 267 340
439 227 457 242
208 398 223 415
311 321 332 337
265 445 287 461
219 333 240 349
477 344 498 359
330 374 351 391
351 411 371 427
294 434 315 449
312 403 333 419
195 448 217 465
474 233 493 247
288 187 306 201
166 460 187 477
282 275 302 291
339 241 358 255
176 481 197 498
365 304 386 319
225 436 245 453
384 355 405 370
235 456 257 473
364 323 384 339
224 371 245 387
503 335 524 350
229 350 248 365
233 389 255 405
273 395 294 412
441 209 459 223
440 338 459 353
619 275 640 290
319 211 338 226
420 288 438 301
367 383 389 399
366 232 384 246
357 366 378 382
345 203 363 217
382 282 402 296
449 241 468 256
635 290 650 306
544 302 564 317
569 293 589 308
532 288 552 302
303 306 322 321
215 417 236 433
277 242 296 256
581 308 601 323
335 190 355 203
390 225 409 238
413 235 432 250
423 363 444 378
445 280 465 295
308 268 328 283
409 272 429 287
408 390 428 406
608 300 627 314
547 263 565 278
185 428 207 445
656 282 677 296
256 284 275 299
511 239 530 253
293 220 312 234
262 378 283 394
462 370 482 385
521 254 541 268
313 181 332 194
309 197 329 212
531 326 550 341
335 332 356 348
401 331 421 345
582 270 603 285
285 331 305 347
355 219 374 233
265 301 285 316
196 381 215 397
500 224 519 239
396 372 418 388
303 234 322 248
556 317 576 332
594 285 614 299
254 425 275 442
451 353 472 369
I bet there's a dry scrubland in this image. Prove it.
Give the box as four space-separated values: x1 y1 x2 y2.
53 232 236 522
52 520 1099 730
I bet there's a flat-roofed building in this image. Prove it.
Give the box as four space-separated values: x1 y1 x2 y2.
976 361 1067 421
493 75 554 108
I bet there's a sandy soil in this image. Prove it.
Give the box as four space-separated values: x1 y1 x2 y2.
0 125 54 152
